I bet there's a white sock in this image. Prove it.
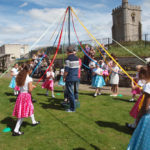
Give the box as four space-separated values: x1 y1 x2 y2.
52 91 55 97
31 114 36 124
14 90 16 95
14 118 24 133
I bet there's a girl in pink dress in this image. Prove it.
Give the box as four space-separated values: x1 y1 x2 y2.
42 67 55 98
130 65 143 102
12 65 39 136
126 67 146 129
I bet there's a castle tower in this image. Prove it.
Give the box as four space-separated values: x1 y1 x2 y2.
112 0 142 42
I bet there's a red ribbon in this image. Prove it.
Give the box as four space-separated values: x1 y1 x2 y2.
36 8 68 85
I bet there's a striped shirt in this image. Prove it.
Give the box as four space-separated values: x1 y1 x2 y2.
65 54 79 82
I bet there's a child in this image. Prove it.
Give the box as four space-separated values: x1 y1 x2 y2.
130 65 143 102
100 60 109 79
58 67 67 102
12 64 39 136
58 67 65 87
92 62 106 97
127 64 150 150
9 64 18 95
14 66 23 95
110 60 120 96
126 67 147 129
89 58 97 86
42 66 55 98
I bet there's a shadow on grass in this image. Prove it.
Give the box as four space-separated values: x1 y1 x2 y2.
39 98 64 111
54 90 64 93
44 109 101 150
9 98 16 103
113 97 133 103
79 92 94 96
73 146 100 150
36 93 47 96
37 90 63 96
1 117 32 131
5 92 14 96
73 148 86 150
96 121 133 135
79 91 110 97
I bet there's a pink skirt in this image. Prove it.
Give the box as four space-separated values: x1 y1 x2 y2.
130 95 143 119
14 86 20 91
42 80 54 91
12 93 34 118
132 88 141 95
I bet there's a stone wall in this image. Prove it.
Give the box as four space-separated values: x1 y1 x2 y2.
0 44 29 59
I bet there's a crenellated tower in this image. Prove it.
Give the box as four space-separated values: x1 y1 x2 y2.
112 0 142 42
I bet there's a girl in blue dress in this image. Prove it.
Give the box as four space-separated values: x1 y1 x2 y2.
92 62 105 97
9 64 18 95
58 68 65 87
127 63 150 150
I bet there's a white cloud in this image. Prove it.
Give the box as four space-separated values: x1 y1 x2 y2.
71 8 112 41
2 0 150 48
92 4 106 9
24 8 66 24
23 0 64 7
141 0 150 34
19 2 28 8
1 25 25 34
0 6 112 47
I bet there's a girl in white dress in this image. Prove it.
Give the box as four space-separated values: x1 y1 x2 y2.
110 61 120 96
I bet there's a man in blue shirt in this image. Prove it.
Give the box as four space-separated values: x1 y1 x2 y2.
63 45 79 112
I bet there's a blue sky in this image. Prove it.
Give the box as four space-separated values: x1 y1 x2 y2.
0 0 149 49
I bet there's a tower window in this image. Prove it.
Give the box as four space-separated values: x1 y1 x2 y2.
131 12 135 22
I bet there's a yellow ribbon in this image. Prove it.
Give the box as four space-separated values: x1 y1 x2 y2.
71 7 140 88
138 94 145 111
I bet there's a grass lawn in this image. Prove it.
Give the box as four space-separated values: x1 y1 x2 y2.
0 78 135 150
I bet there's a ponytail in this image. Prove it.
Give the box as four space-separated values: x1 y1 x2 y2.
16 64 32 87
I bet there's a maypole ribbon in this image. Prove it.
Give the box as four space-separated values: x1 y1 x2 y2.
62 23 67 65
112 39 146 64
71 11 128 78
82 63 90 69
71 11 99 66
31 24 61 77
29 10 65 77
71 7 140 88
36 7 68 85
0 10 66 79
138 94 145 111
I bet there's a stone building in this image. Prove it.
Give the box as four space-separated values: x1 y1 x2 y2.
0 44 29 60
112 0 142 42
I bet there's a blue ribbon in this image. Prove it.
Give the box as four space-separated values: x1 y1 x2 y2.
82 63 90 69
31 29 60 77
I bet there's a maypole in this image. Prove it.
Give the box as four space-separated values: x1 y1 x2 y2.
68 6 71 46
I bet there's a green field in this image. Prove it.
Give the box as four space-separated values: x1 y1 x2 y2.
0 78 135 150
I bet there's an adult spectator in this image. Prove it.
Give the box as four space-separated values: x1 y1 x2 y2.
89 47 96 57
73 49 82 101
83 44 90 69
63 45 79 112
41 59 48 81
100 44 107 60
